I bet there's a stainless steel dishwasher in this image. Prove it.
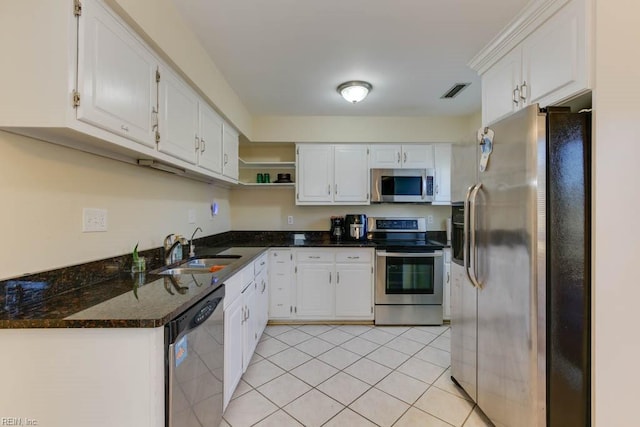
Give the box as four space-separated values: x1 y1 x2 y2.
166 285 225 427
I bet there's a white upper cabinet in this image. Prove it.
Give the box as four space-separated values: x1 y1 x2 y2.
521 0 589 108
222 125 239 180
481 48 523 126
333 145 370 203
434 143 452 204
477 0 591 126
296 144 369 205
296 145 334 203
370 144 434 169
402 145 435 169
197 102 223 174
157 66 199 164
77 0 157 147
0 0 241 185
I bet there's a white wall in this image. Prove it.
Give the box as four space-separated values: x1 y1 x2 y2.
230 188 451 232
107 0 253 138
0 131 230 280
252 115 471 143
593 0 640 424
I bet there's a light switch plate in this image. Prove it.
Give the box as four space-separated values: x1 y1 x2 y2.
83 208 107 232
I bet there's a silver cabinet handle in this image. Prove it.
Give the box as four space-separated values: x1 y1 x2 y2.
329 272 332 284
337 271 340 283
513 86 520 105
121 124 129 132
520 81 528 101
201 138 206 153
397 151 401 164
308 256 320 259
224 153 228 165
335 183 338 194
328 184 331 195
347 256 360 259
403 152 407 163
447 272 450 283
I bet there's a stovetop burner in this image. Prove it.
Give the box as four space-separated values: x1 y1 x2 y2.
366 217 445 251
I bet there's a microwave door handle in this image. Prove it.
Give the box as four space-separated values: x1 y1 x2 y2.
422 175 427 200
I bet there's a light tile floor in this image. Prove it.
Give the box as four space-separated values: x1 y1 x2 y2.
221 324 493 427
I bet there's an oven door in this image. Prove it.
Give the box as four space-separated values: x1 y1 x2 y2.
451 204 465 266
375 250 443 304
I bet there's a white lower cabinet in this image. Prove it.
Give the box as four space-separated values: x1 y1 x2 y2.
269 249 294 319
241 280 258 370
296 261 334 318
223 252 269 410
223 289 244 410
269 248 374 321
443 248 452 321
335 263 374 318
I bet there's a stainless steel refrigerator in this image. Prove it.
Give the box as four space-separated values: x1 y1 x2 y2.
451 104 591 427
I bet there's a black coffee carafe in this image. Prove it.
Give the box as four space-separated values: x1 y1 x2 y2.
330 216 345 241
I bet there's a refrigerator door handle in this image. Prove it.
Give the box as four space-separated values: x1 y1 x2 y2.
466 183 483 289
463 184 477 288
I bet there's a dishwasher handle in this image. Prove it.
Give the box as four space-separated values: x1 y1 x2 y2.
167 285 225 344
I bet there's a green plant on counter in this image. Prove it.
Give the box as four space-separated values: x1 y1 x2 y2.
132 242 141 300
132 243 140 264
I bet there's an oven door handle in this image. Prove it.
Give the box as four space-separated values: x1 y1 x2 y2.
376 251 443 258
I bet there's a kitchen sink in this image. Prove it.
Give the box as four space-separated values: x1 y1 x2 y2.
150 255 242 275
184 255 241 268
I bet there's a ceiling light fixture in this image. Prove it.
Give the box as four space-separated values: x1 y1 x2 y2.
337 81 372 104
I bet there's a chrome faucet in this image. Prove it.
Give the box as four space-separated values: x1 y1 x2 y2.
189 227 203 258
164 234 187 266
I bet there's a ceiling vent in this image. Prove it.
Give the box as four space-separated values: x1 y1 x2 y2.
441 83 471 99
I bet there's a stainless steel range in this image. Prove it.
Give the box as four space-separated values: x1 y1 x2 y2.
368 217 444 325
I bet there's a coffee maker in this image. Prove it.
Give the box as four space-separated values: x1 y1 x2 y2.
345 214 367 240
330 216 345 241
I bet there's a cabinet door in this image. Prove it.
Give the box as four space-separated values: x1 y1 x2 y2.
269 250 293 319
335 264 373 319
242 282 257 372
369 145 401 168
256 269 269 338
198 102 223 174
222 124 239 180
443 260 451 321
521 0 589 108
481 48 522 126
158 67 199 164
296 145 333 203
223 295 244 410
434 144 452 204
77 0 157 147
402 144 434 169
296 263 333 318
334 145 369 203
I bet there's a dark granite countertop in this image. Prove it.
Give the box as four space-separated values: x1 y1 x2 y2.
0 230 447 329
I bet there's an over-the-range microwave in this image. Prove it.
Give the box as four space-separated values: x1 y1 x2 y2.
370 168 434 203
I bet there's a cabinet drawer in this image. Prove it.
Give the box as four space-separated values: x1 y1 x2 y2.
224 264 253 308
296 250 333 263
254 253 268 276
335 249 373 263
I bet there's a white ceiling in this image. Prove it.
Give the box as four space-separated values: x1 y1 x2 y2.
172 0 530 117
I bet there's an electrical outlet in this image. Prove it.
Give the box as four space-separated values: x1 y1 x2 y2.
188 209 196 224
287 215 294 225
427 215 434 225
83 208 107 232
